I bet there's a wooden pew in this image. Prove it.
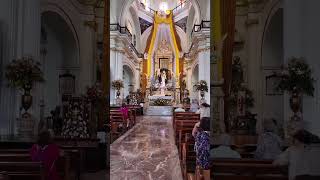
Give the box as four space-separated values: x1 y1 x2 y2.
209 162 288 180
0 162 45 180
0 172 9 180
173 112 199 129
0 152 72 180
110 110 126 141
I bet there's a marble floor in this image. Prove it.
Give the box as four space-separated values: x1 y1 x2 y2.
110 116 182 180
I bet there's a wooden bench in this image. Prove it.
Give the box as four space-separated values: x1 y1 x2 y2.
209 162 288 180
0 162 45 180
0 152 72 180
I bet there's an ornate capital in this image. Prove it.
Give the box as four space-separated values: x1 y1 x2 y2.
84 20 97 31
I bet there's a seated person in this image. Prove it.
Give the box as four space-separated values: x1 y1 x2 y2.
30 130 61 180
196 103 210 119
174 104 185 112
189 99 199 112
273 130 320 180
210 133 241 159
193 117 211 170
254 118 283 160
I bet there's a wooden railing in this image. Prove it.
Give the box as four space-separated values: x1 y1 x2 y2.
191 20 211 36
110 24 143 58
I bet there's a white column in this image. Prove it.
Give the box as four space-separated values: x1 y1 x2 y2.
246 12 263 133
0 0 20 135
135 67 141 91
20 0 41 123
283 0 303 136
110 48 116 105
197 37 210 104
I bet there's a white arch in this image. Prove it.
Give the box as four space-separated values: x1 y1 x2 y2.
253 0 282 133
123 58 137 80
119 0 202 26
40 3 80 62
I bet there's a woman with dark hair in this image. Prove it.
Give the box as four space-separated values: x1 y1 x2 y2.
193 117 211 170
273 130 320 180
120 103 129 128
30 130 61 180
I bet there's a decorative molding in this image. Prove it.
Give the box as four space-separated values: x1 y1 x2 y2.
84 20 97 31
245 18 259 26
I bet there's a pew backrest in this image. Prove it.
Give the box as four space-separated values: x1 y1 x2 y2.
0 162 45 180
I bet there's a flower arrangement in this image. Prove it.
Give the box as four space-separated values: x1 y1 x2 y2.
86 83 103 102
153 98 171 106
5 56 44 90
61 98 90 139
276 57 314 96
111 80 124 90
194 80 208 92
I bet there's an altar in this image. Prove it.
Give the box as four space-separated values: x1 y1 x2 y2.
146 95 173 116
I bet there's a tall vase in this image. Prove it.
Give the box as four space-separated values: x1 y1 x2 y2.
18 83 35 139
200 90 205 104
116 89 122 105
22 83 33 112
287 88 303 137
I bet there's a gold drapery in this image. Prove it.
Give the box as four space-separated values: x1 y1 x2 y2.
147 11 180 79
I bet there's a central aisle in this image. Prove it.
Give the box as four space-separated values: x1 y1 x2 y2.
110 116 183 180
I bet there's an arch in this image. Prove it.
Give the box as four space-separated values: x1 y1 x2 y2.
41 3 80 60
119 0 202 26
123 64 135 97
123 58 137 80
255 0 283 132
259 0 283 65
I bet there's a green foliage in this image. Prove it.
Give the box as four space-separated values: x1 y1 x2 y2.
153 98 171 106
5 56 44 90
111 80 124 90
194 80 208 92
277 57 314 96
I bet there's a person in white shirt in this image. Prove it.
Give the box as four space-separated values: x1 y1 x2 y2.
273 130 320 180
210 133 241 159
254 118 283 160
189 99 199 112
196 103 210 119
174 104 185 112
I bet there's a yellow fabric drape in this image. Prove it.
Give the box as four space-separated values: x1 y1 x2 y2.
147 23 158 76
213 0 222 80
147 11 180 79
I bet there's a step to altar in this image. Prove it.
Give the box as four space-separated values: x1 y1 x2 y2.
146 106 173 116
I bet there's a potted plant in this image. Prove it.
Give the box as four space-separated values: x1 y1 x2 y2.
194 80 208 100
276 57 314 114
111 80 124 104
5 56 44 111
276 57 314 137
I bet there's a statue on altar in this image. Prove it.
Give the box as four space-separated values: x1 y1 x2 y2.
157 69 167 95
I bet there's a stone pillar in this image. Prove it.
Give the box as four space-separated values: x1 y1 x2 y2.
197 38 210 104
246 12 262 133
0 0 41 135
110 33 124 105
135 67 141 91
0 0 20 135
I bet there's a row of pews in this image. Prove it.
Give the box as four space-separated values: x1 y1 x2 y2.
109 105 140 142
172 112 289 180
0 148 80 180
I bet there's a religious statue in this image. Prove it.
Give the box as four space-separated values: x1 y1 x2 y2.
160 70 166 95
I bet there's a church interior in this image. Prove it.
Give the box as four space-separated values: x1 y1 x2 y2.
1 0 320 180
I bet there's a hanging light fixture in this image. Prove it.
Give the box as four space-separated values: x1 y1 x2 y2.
159 1 168 12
